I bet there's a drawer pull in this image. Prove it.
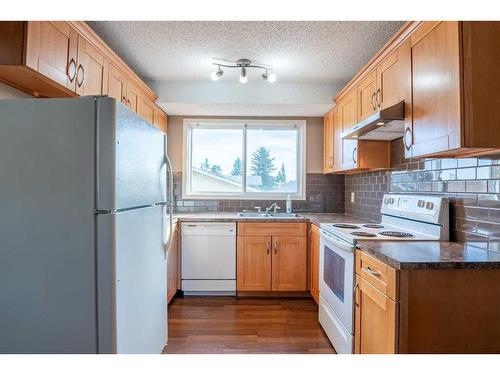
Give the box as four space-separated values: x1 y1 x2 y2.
365 266 381 277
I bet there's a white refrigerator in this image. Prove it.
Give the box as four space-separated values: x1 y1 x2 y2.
0 97 173 353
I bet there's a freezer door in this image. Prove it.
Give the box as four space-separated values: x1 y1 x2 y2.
96 205 168 354
96 97 167 211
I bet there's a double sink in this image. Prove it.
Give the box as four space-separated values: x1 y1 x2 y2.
237 212 301 218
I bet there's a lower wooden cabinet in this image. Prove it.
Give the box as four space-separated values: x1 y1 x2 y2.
354 249 500 353
166 221 179 304
309 224 320 304
237 236 272 291
236 222 308 292
272 236 307 291
354 275 398 354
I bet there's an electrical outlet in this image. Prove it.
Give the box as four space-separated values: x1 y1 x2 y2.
350 192 355 203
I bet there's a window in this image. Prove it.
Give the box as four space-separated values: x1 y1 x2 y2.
183 119 306 199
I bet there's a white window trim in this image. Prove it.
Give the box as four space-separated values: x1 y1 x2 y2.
182 118 307 200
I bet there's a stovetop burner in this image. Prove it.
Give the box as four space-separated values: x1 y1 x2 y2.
379 231 414 238
332 224 360 229
350 231 377 237
362 224 384 229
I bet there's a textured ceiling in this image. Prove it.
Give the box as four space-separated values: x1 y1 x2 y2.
87 21 405 85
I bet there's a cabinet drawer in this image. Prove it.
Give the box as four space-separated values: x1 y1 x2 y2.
355 250 398 300
237 222 307 237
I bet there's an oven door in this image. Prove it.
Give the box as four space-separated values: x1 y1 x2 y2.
319 229 355 333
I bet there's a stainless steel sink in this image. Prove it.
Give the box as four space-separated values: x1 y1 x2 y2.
269 212 300 218
237 212 300 218
237 212 271 218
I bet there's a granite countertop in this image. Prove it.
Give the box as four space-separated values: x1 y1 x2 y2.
356 241 500 270
173 212 362 226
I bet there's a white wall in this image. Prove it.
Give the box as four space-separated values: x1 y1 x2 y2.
167 115 324 174
0 82 32 99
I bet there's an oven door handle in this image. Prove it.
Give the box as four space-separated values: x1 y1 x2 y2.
320 229 355 253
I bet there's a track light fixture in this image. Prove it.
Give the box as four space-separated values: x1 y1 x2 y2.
210 65 223 81
210 58 276 84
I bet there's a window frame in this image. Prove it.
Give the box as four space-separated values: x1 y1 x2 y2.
182 118 307 200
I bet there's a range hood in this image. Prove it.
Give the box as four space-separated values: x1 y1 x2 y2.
340 100 405 141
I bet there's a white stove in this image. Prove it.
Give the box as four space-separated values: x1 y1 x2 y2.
318 194 449 354
321 194 449 244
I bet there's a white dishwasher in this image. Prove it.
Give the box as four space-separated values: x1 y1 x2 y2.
181 222 236 295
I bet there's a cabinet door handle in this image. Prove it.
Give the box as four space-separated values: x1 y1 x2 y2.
274 241 278 255
67 58 77 82
330 155 334 168
352 147 357 164
122 96 127 104
365 266 381 277
266 241 270 255
403 126 412 151
76 64 85 88
353 283 359 307
371 92 376 111
376 88 381 108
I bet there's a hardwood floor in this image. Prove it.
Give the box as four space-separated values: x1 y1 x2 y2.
163 297 335 354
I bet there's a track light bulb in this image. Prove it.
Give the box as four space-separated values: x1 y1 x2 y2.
211 66 223 81
239 67 248 84
267 73 277 83
262 70 277 83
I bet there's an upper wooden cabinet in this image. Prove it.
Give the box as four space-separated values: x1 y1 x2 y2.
108 64 128 105
154 107 168 133
140 95 156 125
323 108 335 173
405 21 500 158
24 21 79 93
0 21 168 131
75 35 108 96
339 89 359 171
357 69 377 122
329 89 391 173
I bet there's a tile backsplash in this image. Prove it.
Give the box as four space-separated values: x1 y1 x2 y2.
345 138 500 252
173 172 345 214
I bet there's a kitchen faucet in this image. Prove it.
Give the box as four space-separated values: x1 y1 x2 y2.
266 202 281 214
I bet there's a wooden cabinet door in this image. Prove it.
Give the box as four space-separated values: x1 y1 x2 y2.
237 236 272 291
309 225 320 304
140 95 155 124
154 107 168 133
167 223 179 304
354 276 398 354
25 21 78 91
376 49 400 110
332 109 343 172
126 81 141 113
323 109 334 173
357 69 377 121
409 21 461 157
339 90 358 170
271 236 307 291
108 64 127 104
75 36 108 96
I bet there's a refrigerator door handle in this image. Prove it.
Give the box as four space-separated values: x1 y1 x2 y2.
164 152 174 258
164 202 174 259
165 154 174 203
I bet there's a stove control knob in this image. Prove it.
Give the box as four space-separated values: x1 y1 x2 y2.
418 200 425 208
388 198 394 204
426 202 434 210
